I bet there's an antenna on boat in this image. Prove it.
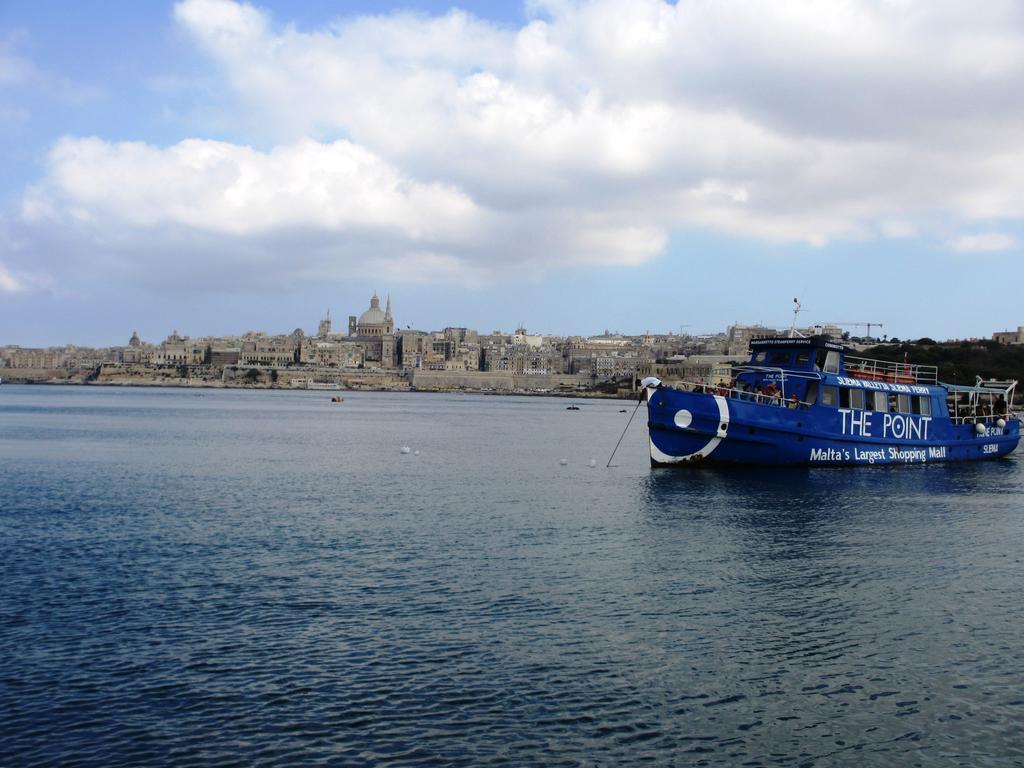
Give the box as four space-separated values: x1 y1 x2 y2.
788 298 807 338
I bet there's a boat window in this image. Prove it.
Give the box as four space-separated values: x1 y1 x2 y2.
751 351 767 364
849 388 865 409
821 385 838 407
815 350 827 371
804 381 819 406
824 350 841 374
897 394 912 413
915 396 931 417
796 351 811 368
839 388 850 408
767 350 791 366
873 392 888 412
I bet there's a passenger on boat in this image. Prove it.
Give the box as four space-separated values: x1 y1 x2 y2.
996 395 1008 417
753 383 763 403
787 393 800 409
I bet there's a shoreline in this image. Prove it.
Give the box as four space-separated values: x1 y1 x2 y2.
0 377 635 400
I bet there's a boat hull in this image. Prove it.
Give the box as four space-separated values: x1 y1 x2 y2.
647 387 1021 467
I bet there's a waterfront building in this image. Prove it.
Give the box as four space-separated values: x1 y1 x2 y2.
348 293 397 368
416 328 482 371
206 347 241 367
298 338 364 367
239 333 300 366
635 354 748 390
480 330 560 374
4 347 67 369
396 330 430 370
121 333 154 364
725 324 779 355
562 334 651 380
993 326 1024 344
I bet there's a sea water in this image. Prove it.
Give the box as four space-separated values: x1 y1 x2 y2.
1 385 1023 766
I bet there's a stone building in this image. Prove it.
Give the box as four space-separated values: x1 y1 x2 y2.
151 331 205 366
725 324 778 355
121 331 154 364
238 333 299 366
298 338 364 367
3 347 66 368
396 330 430 370
635 354 747 389
993 326 1024 345
348 293 397 368
417 328 481 371
206 348 241 366
562 334 650 379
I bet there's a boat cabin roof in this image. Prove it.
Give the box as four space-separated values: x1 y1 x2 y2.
744 336 943 388
748 335 846 352
945 383 1015 395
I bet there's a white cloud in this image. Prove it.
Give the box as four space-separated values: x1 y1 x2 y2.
948 233 1019 254
28 136 480 240
14 0 1024 289
0 260 49 294
0 263 24 293
0 35 38 87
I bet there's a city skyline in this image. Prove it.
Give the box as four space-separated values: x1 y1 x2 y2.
2 1 1024 346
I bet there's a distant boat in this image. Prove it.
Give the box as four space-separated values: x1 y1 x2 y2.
330 396 344 403
566 404 580 410
642 335 1020 467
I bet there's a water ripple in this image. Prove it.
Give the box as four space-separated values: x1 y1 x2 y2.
2 387 1023 766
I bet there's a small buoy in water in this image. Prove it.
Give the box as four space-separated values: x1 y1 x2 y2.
975 423 986 435
588 458 597 468
400 446 411 454
997 418 1007 429
559 458 568 466
414 450 420 456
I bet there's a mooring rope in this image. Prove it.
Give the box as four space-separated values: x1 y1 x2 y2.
606 396 645 468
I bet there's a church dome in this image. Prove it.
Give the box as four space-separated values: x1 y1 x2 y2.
358 294 386 326
359 307 386 325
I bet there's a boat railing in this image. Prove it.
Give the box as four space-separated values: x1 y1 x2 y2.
947 378 1018 425
844 355 938 385
948 404 1017 425
671 379 813 409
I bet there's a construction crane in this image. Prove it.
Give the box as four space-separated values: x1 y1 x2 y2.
833 322 884 340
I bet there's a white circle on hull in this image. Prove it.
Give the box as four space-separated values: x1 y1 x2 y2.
674 409 693 429
652 396 730 464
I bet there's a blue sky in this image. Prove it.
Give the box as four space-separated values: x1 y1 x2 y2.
2 0 1023 347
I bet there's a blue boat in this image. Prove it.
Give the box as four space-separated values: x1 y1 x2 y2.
643 336 1021 467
